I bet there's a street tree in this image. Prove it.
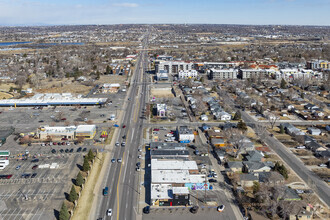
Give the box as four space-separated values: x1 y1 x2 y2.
82 157 90 172
233 111 241 120
59 202 70 220
75 172 84 187
68 185 78 203
280 78 287 89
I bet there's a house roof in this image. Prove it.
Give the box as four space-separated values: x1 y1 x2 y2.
245 150 264 162
239 173 259 182
243 162 271 171
227 161 243 169
258 171 284 183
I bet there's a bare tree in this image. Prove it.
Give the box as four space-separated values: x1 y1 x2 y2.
265 113 280 129
224 128 246 158
254 124 267 139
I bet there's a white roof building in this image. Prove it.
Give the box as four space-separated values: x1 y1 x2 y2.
178 70 198 79
151 159 198 171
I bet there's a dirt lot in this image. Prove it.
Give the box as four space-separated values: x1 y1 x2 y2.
150 90 174 98
0 91 14 99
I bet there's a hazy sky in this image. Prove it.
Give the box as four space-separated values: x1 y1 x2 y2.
0 0 329 26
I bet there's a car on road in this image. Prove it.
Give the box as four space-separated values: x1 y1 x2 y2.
82 148 87 152
117 158 122 163
122 135 126 139
114 124 119 127
143 206 150 214
115 142 120 147
77 147 82 152
32 165 38 170
38 120 44 123
319 164 327 167
103 187 108 196
31 159 39 163
111 159 116 163
16 165 21 170
31 173 37 178
51 149 56 154
296 145 306 149
107 209 112 216
121 142 126 147
217 205 225 212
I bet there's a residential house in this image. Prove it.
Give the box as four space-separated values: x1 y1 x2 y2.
211 138 225 147
239 173 259 187
258 172 285 186
307 127 322 136
289 206 313 220
227 162 243 173
243 162 272 173
244 150 264 162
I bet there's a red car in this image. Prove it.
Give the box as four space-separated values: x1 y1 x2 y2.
122 125 126 128
153 128 160 131
61 118 67 121
32 165 38 170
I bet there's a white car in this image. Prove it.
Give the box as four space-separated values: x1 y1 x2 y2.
166 133 173 137
296 145 306 149
217 205 225 212
138 148 142 152
107 209 112 216
138 155 142 159
319 164 327 167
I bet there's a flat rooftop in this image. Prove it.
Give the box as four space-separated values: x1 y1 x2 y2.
151 184 172 200
152 170 205 184
151 159 198 170
0 93 107 106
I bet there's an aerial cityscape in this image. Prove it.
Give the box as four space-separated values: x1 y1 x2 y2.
0 1 329 220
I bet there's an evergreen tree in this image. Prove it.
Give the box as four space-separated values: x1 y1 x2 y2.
233 111 241 120
68 185 78 203
75 172 84 187
87 149 94 161
82 157 90 172
237 120 247 132
59 202 70 220
280 124 285 134
280 78 287 89
106 65 111 75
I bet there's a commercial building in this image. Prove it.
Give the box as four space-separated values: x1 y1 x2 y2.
155 61 194 74
209 69 238 79
178 70 198 79
307 59 330 70
0 93 107 107
156 104 167 117
150 142 186 151
75 125 96 139
156 70 169 81
177 126 195 143
0 151 10 170
238 69 265 79
37 125 96 140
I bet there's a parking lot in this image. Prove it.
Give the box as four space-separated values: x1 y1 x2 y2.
0 91 128 219
0 153 83 219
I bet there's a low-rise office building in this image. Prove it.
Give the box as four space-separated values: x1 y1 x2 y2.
177 126 195 143
37 125 96 140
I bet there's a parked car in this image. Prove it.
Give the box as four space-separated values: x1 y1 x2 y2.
217 205 225 212
32 165 38 170
122 125 126 128
77 147 82 152
16 165 21 170
60 149 64 153
31 173 37 178
115 142 120 147
296 145 306 149
143 206 150 214
138 155 142 159
319 164 327 167
69 148 74 153
65 149 69 153
51 149 56 154
31 159 39 163
82 148 87 152
190 206 199 214
117 158 122 163
121 142 126 147
209 179 217 183
111 159 116 163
